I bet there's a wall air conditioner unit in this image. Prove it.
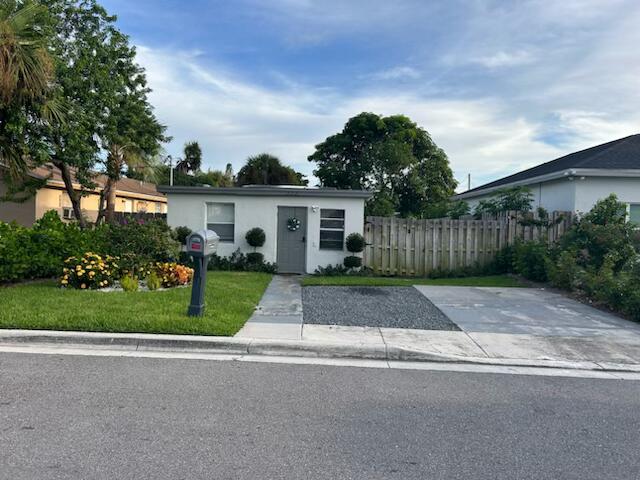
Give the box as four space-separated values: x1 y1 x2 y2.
62 207 75 220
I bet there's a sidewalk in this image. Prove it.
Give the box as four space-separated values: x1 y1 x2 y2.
2 276 640 374
234 275 640 371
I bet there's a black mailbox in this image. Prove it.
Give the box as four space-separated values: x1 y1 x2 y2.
186 230 219 316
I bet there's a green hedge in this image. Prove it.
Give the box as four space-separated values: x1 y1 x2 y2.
489 195 640 321
0 211 180 283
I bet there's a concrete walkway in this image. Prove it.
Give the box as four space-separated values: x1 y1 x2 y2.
235 275 303 340
235 276 640 370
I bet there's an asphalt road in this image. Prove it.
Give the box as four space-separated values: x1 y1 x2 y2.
1 353 640 480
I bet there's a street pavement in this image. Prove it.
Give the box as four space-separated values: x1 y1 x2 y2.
1 352 640 480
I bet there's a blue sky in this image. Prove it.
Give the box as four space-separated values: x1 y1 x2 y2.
101 0 640 189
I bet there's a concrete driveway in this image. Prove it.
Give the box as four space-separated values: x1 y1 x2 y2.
414 286 640 337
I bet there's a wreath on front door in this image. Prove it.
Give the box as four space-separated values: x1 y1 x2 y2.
287 217 301 232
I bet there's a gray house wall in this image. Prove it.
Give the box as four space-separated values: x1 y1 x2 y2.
463 175 640 214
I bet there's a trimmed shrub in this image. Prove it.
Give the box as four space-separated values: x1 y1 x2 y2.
173 226 192 245
0 212 180 284
345 233 365 253
314 263 349 276
343 255 362 269
246 252 264 265
208 249 277 273
104 218 180 264
245 227 266 248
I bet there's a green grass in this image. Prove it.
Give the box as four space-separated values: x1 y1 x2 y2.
301 274 524 288
0 272 272 336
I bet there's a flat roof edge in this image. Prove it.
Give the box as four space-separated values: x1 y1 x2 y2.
158 186 373 199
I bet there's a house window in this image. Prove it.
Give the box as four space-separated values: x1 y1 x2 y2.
155 203 162 214
207 203 235 242
137 201 148 213
629 204 640 226
320 209 345 250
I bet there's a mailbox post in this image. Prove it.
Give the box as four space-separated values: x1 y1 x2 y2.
186 230 219 316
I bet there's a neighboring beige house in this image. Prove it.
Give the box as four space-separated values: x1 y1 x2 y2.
0 164 167 226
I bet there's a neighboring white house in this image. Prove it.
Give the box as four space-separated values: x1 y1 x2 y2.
159 185 372 274
454 134 640 222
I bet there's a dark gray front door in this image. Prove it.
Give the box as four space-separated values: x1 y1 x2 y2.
277 206 307 274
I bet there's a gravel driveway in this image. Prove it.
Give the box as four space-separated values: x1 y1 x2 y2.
302 286 460 330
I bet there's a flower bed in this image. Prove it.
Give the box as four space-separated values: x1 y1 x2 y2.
60 253 193 291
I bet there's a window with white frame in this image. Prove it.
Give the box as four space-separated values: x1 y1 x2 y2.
155 203 163 214
319 209 345 250
207 203 235 242
629 204 640 226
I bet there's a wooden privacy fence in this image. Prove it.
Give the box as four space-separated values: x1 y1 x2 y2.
363 211 573 277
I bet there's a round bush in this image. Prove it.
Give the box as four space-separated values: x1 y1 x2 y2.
173 226 192 245
343 255 362 269
345 233 365 253
246 252 264 265
245 227 266 248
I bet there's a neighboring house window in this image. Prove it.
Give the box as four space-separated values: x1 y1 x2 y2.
320 209 345 250
137 201 148 213
207 203 235 242
155 203 162 214
629 204 640 226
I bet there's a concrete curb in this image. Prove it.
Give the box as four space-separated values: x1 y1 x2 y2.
1 329 639 373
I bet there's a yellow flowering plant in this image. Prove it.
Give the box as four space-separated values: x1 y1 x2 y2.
60 253 119 290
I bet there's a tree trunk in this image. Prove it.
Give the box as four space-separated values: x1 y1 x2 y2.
104 177 117 223
53 160 87 229
95 184 109 225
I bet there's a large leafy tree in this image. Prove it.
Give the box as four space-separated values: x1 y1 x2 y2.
308 112 457 217
49 0 167 225
236 153 307 186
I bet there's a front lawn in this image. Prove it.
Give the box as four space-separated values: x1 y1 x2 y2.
0 271 272 336
301 275 524 288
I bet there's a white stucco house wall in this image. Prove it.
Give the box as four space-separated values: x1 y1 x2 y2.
454 134 640 222
159 185 372 274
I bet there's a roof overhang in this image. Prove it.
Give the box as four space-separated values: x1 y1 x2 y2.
454 168 640 200
158 185 374 199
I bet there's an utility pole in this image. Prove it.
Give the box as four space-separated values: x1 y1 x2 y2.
467 173 471 191
168 155 174 186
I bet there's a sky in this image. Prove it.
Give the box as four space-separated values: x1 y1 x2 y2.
100 0 640 190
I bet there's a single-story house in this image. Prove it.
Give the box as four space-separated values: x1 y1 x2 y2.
454 134 640 222
0 164 167 226
159 185 372 274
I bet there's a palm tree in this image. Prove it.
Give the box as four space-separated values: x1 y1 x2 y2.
0 0 55 180
97 143 143 224
175 141 202 174
0 0 52 104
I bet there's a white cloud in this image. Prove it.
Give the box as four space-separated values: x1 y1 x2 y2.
138 46 564 189
134 0 640 190
472 50 534 68
367 66 421 80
